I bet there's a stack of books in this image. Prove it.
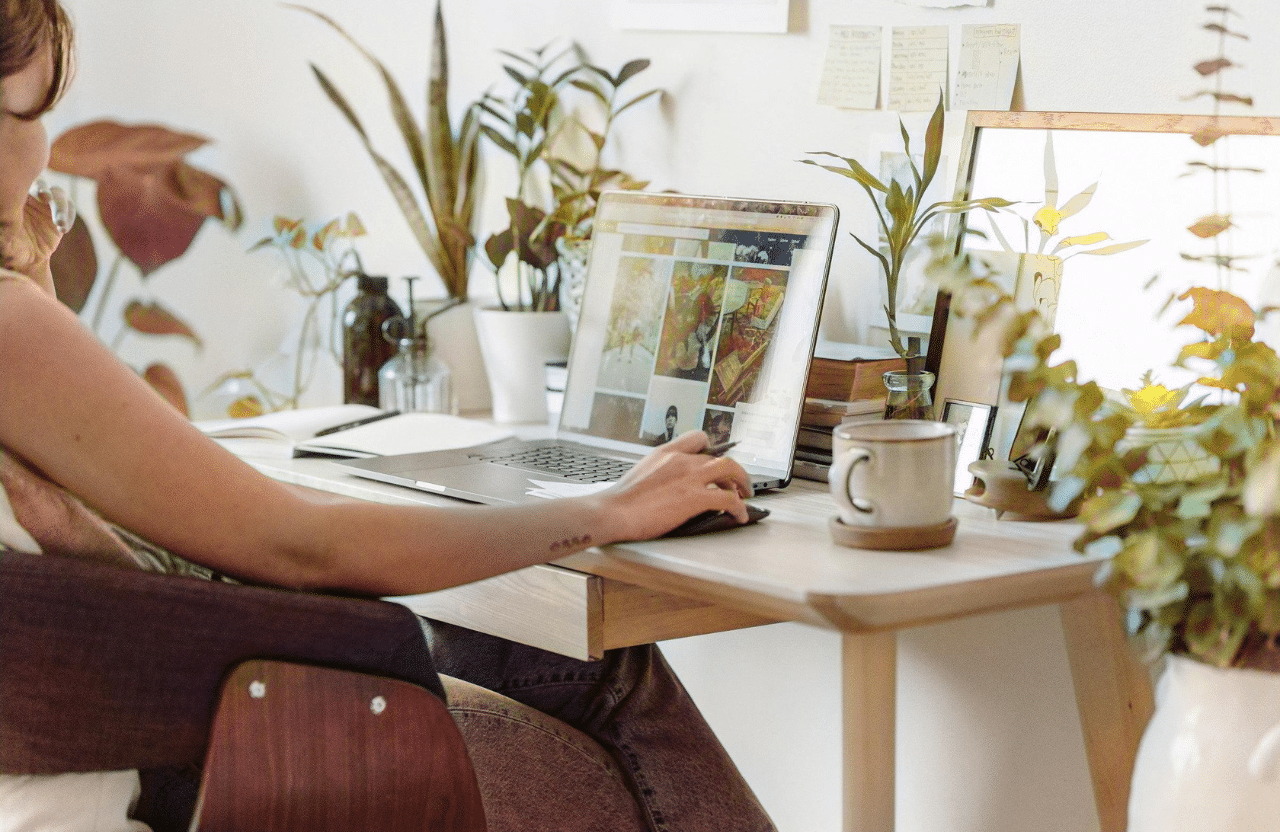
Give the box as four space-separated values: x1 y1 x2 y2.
792 342 904 482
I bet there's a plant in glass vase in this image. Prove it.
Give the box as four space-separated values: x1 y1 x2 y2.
211 213 369 415
801 94 1011 362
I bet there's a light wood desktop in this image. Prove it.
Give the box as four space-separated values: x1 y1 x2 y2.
247 453 1153 832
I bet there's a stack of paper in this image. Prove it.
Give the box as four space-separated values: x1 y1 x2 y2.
196 406 512 459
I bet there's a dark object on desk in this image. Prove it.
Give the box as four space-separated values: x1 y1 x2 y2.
313 409 401 437
791 456 831 483
342 274 402 407
663 504 770 538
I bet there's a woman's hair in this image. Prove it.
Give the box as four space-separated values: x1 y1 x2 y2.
0 0 73 119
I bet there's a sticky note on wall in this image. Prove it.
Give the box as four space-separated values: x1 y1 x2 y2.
817 25 882 110
889 25 949 111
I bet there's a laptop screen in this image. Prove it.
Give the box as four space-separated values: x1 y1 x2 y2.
558 191 839 478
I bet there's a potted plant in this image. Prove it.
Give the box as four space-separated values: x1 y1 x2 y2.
473 43 658 421
479 44 657 314
290 2 490 411
47 120 243 415
940 241 1280 825
800 94 1010 419
801 93 1011 363
932 15 1280 815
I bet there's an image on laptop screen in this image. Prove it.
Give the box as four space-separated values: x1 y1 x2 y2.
559 192 838 479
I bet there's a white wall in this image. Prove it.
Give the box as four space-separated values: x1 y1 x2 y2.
48 1 1277 829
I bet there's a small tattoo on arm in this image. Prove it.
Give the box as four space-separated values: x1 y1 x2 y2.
549 534 592 553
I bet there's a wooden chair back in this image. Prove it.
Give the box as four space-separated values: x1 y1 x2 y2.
193 660 485 832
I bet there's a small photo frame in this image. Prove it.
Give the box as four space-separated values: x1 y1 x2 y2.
1008 406 1058 492
942 399 997 495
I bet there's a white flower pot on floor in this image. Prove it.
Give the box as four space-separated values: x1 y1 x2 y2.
1128 654 1280 832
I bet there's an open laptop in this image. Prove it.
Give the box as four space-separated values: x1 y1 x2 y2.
340 191 839 505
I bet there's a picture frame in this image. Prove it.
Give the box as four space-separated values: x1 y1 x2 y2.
1008 404 1057 492
613 0 791 34
941 399 996 495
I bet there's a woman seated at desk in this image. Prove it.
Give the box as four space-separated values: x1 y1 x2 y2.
0 2 773 829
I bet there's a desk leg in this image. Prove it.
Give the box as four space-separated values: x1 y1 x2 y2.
1060 592 1155 832
842 631 897 832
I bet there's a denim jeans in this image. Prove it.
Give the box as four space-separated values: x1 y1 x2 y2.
422 620 776 832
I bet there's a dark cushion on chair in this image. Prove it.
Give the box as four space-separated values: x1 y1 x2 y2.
0 552 445 775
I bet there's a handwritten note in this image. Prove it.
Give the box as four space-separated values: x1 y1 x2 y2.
954 24 1020 110
889 26 949 112
896 0 985 7
817 25 882 109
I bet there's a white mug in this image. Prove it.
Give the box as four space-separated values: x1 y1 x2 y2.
829 419 957 528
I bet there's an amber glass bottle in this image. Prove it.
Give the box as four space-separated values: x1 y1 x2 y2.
342 274 401 406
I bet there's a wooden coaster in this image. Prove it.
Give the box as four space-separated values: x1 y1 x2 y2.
828 516 958 551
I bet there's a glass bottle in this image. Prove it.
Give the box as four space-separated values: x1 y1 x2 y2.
378 335 454 414
342 274 401 407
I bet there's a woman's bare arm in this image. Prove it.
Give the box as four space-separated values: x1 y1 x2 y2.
0 278 750 595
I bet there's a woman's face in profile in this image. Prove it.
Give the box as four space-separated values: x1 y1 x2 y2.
0 45 55 222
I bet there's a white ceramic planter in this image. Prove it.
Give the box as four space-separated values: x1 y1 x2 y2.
1120 425 1220 484
1128 654 1280 831
416 299 491 414
473 307 571 423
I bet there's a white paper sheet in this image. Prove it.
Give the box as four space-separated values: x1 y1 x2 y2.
817 25 882 110
888 26 949 112
896 0 985 7
954 23 1020 111
524 480 613 500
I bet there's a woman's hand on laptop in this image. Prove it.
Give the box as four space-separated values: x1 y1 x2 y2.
601 430 752 541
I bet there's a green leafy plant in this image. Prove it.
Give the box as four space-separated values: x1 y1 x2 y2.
47 120 243 414
931 4 1280 660
290 2 481 300
939 241 1279 670
479 43 658 311
225 213 369 413
800 94 1011 359
928 9 1279 667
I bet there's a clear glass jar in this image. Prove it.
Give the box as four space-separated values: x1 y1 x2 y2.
378 337 454 414
882 369 935 420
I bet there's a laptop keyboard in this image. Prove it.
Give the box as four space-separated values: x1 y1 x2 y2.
469 445 635 483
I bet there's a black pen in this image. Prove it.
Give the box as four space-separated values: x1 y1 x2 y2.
314 410 401 437
702 440 738 457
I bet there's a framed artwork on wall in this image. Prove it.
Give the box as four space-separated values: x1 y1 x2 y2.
613 0 790 33
941 399 996 495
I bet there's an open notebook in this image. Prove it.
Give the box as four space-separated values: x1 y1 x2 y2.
341 191 839 505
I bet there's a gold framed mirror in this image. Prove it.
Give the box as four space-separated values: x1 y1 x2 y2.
927 110 1280 464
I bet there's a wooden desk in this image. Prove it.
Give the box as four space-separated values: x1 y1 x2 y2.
249 455 1153 832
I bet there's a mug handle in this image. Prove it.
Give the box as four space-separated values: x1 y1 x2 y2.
829 447 874 520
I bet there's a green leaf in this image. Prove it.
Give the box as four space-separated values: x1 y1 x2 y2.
1081 489 1143 534
921 93 945 191
803 152 888 193
569 78 610 105
481 124 518 156
1184 599 1248 667
615 88 661 118
616 58 651 86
